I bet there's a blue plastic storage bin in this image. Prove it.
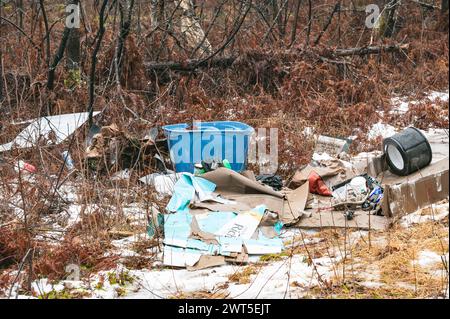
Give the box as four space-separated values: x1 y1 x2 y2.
163 121 255 173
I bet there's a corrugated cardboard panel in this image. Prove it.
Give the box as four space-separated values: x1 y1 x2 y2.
380 158 449 217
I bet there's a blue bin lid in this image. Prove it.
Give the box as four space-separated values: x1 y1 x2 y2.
163 121 254 134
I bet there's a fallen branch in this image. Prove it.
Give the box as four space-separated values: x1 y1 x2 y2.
333 43 409 57
145 44 409 73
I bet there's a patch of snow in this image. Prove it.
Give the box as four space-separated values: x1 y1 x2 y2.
31 278 65 296
279 228 317 241
65 204 83 227
347 230 368 247
85 251 338 299
395 282 416 290
427 91 449 102
389 90 449 115
16 295 38 299
125 265 236 299
227 255 332 299
61 280 84 290
312 152 334 162
367 122 397 140
139 173 182 197
111 169 131 181
414 250 447 268
390 97 411 114
399 203 449 228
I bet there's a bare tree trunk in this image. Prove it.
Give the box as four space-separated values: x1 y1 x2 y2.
39 0 51 68
47 28 71 92
17 0 24 29
88 0 109 127
45 26 71 115
179 0 212 57
136 0 141 36
305 0 312 46
0 49 5 103
271 0 283 37
116 0 135 79
256 0 272 22
150 0 160 28
150 0 166 29
145 43 409 72
0 46 2 104
289 0 302 48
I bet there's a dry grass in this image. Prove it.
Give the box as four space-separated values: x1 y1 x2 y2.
228 265 259 285
328 219 449 298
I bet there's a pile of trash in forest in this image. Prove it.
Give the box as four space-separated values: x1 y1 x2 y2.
0 112 448 272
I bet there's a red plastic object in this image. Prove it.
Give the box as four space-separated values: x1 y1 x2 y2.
17 160 37 173
308 171 332 196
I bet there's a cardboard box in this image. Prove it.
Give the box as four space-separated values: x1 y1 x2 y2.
380 157 449 218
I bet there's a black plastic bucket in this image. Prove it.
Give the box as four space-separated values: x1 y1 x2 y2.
383 127 432 176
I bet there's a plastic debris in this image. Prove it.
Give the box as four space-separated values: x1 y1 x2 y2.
194 159 232 174
15 160 36 174
62 151 75 171
0 112 101 152
344 210 355 221
362 186 384 213
139 172 182 196
349 176 368 195
147 206 165 238
308 171 332 196
166 173 217 212
256 174 283 191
